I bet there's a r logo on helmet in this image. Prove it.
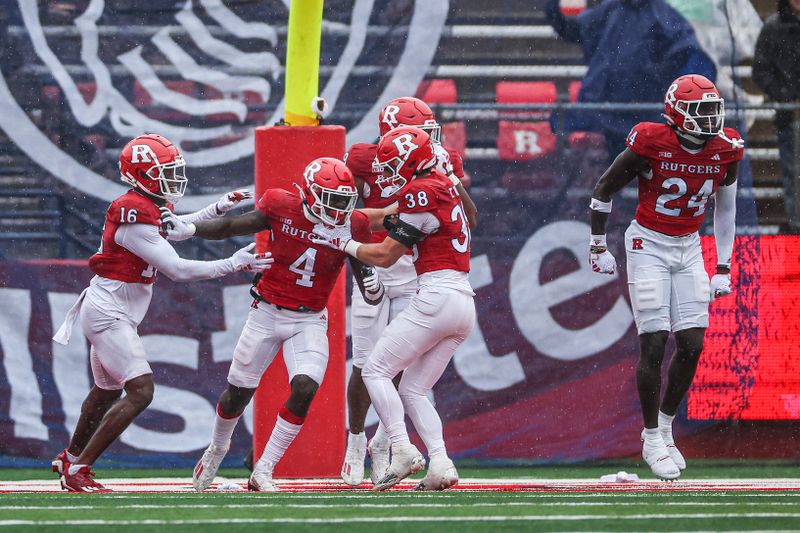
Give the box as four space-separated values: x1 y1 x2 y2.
392 134 418 158
130 144 159 165
382 105 401 130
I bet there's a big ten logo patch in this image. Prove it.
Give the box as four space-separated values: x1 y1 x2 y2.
0 0 448 212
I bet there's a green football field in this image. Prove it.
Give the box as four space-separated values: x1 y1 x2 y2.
1 463 799 532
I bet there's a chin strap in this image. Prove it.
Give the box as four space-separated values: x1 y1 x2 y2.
718 129 745 150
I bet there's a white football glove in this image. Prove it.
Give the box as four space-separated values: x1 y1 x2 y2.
361 265 385 304
160 207 196 241
709 273 732 302
311 222 353 252
589 235 616 275
229 243 274 273
215 189 254 214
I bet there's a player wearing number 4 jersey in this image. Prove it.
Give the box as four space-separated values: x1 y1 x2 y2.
51 134 271 493
314 126 476 491
589 75 744 480
161 157 382 492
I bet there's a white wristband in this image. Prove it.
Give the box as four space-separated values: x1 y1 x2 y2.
590 234 607 247
449 173 461 187
590 198 613 213
343 239 363 257
187 223 197 237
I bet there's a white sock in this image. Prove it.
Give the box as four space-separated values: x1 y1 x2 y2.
211 404 240 449
372 422 389 446
658 411 675 430
363 375 408 445
66 451 79 463
68 463 88 476
642 427 660 440
257 414 302 469
348 431 367 448
401 391 446 457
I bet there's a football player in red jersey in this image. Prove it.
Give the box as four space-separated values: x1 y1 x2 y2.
314 126 475 491
340 97 477 486
589 75 743 480
162 157 384 491
50 133 273 492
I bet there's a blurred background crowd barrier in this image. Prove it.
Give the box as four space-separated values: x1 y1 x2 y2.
0 0 798 468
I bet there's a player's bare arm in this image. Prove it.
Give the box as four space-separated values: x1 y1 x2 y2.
455 182 478 229
590 148 650 235
351 235 409 269
163 209 271 241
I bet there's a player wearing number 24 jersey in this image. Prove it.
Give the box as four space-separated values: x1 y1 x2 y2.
589 74 743 481
51 133 271 493
313 126 476 492
160 157 383 492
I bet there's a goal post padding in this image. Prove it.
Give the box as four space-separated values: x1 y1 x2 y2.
252 125 347 477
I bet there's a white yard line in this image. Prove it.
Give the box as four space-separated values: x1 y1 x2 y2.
1 501 800 511
2 513 800 527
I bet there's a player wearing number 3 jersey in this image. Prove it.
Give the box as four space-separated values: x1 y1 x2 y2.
589 75 744 480
50 134 271 493
313 126 476 491
160 157 382 492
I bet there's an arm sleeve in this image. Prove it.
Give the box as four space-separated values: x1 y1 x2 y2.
399 212 440 235
713 182 737 267
178 203 220 224
114 224 236 282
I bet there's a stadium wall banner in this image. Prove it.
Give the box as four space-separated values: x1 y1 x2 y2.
0 0 449 212
1 231 800 468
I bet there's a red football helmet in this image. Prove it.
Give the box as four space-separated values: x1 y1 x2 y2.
375 126 436 198
378 97 441 143
301 157 358 227
663 74 725 138
119 134 187 203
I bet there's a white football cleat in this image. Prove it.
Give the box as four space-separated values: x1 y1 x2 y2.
192 442 229 491
372 442 425 491
341 432 367 486
368 437 391 485
248 461 278 492
414 455 458 491
641 430 680 480
660 426 687 470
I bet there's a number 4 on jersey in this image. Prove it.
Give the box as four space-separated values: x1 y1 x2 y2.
289 248 317 287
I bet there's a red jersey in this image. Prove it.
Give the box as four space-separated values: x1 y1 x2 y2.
255 189 372 312
397 172 471 276
346 142 465 243
88 190 163 283
626 122 744 236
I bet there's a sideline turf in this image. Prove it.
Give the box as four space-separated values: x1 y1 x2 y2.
2 464 800 532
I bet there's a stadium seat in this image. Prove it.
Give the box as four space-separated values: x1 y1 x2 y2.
495 81 558 161
416 78 466 156
416 79 458 104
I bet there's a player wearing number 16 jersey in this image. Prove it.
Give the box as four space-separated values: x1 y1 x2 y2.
50 134 272 493
313 126 476 491
589 75 744 480
160 157 382 492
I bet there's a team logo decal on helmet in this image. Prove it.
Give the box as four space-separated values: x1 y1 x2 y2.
301 157 358 227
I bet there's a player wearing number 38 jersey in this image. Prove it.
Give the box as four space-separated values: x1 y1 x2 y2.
50 134 272 493
313 126 476 492
589 75 744 481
